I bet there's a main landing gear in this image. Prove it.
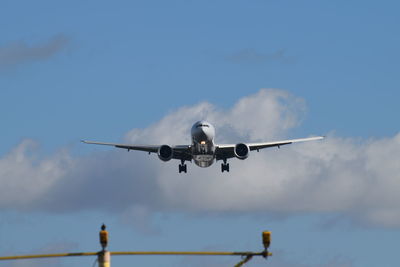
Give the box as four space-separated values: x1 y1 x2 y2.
179 160 187 173
221 159 229 172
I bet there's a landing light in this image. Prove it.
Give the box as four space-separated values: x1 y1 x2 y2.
200 141 206 145
99 224 108 250
262 231 271 250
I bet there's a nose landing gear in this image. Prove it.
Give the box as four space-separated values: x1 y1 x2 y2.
179 160 187 173
221 159 229 172
179 164 187 173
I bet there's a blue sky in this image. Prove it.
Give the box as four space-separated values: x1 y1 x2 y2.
1 0 400 266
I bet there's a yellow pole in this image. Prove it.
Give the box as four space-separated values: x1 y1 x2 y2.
98 224 110 267
98 250 110 267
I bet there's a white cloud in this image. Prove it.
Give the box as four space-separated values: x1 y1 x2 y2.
0 89 399 228
0 139 69 209
125 89 306 144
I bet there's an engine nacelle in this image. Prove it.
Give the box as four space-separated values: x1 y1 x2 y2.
234 143 250 160
158 145 173 161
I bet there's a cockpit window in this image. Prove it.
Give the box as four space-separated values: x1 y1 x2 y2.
196 124 209 128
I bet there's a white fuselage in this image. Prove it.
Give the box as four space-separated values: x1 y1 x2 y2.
190 121 216 167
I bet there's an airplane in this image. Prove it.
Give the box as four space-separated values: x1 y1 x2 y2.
82 120 324 173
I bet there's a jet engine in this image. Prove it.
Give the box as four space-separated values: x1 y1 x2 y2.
158 145 173 161
234 143 250 160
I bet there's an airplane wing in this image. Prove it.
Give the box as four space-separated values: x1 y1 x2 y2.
215 136 324 160
81 140 192 161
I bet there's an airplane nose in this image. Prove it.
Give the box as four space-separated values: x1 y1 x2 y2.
193 127 211 142
191 122 215 142
196 128 207 141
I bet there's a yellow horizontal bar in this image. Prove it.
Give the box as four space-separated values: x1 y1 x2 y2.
111 251 272 257
0 251 272 261
0 252 97 261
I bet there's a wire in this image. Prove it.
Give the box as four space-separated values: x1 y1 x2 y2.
234 255 253 267
91 258 98 267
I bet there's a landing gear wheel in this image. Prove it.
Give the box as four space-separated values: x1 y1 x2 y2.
221 163 230 172
179 164 187 173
